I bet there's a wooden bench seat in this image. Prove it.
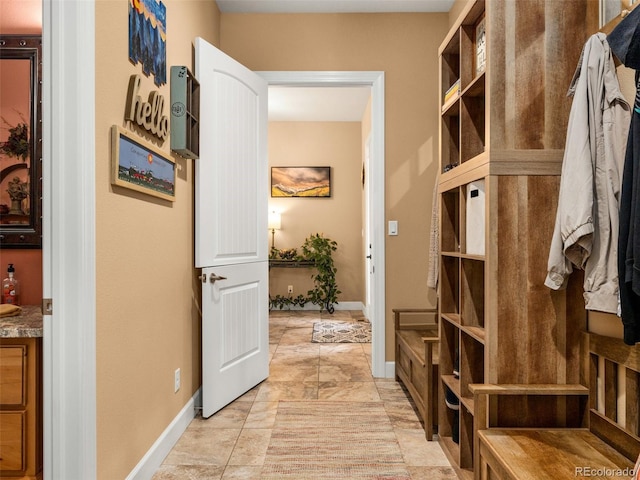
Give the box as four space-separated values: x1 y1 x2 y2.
396 329 440 367
470 333 640 480
477 429 633 480
394 308 439 440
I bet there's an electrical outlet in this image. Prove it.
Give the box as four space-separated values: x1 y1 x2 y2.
287 285 293 294
174 368 181 393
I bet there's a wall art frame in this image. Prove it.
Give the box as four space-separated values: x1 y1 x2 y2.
128 0 167 86
111 125 176 202
0 35 42 249
271 166 331 198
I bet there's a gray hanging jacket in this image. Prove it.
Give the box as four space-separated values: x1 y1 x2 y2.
545 33 630 315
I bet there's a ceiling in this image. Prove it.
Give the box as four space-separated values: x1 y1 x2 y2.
269 86 372 122
219 0 455 121
217 0 455 14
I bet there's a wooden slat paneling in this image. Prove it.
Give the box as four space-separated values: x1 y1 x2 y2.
514 0 545 150
589 351 598 411
591 409 640 462
495 176 576 385
543 0 598 148
590 333 640 372
525 176 569 383
587 333 640 462
604 359 618 421
495 176 522 384
488 0 599 151
625 368 640 435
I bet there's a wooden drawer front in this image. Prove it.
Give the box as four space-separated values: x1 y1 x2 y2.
0 346 26 406
411 361 427 396
0 412 25 473
398 347 412 378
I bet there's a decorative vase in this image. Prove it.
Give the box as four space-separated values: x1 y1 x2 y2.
6 177 28 215
8 198 24 215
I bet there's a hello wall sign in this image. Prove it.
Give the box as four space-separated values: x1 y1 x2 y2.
125 74 169 141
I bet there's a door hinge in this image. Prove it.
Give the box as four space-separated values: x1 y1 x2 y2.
42 298 53 315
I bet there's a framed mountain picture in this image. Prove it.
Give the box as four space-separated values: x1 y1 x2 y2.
271 167 331 198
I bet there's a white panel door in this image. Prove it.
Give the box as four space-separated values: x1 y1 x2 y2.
195 39 268 268
195 37 269 417
201 263 268 417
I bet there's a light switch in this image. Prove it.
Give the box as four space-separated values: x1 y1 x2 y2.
388 220 398 236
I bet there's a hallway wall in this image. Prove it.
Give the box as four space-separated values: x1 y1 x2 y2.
94 2 220 479
93 7 448 478
221 12 447 360
268 121 364 303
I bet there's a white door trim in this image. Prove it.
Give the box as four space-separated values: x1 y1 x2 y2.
364 134 372 320
43 1 97 478
258 71 386 378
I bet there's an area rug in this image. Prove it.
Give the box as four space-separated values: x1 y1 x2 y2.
311 320 372 343
261 401 411 479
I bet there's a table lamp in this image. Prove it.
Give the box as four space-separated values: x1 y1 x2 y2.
268 210 281 250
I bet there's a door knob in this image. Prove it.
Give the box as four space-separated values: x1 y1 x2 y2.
366 255 372 259
209 273 228 284
198 274 207 283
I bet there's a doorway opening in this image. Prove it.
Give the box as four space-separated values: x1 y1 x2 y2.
259 71 386 378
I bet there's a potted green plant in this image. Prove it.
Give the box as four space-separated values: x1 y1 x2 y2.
301 233 341 313
267 234 341 312
269 293 308 310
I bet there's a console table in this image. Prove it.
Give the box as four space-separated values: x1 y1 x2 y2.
268 259 335 313
268 259 315 269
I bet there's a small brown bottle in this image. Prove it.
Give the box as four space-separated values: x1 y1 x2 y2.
2 264 20 305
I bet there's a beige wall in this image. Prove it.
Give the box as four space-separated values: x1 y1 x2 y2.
221 12 446 358
268 121 363 303
94 1 219 478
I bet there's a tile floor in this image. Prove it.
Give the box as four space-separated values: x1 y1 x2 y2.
151 310 457 479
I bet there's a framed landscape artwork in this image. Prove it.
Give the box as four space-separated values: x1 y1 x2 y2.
111 125 176 202
271 167 331 197
128 0 167 86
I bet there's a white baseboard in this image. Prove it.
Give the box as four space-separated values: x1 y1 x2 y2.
270 301 364 312
385 361 396 379
126 388 201 480
333 301 364 311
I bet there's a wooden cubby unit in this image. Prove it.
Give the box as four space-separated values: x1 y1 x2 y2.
436 1 597 477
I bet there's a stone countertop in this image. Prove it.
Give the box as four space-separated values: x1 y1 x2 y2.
0 305 43 338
